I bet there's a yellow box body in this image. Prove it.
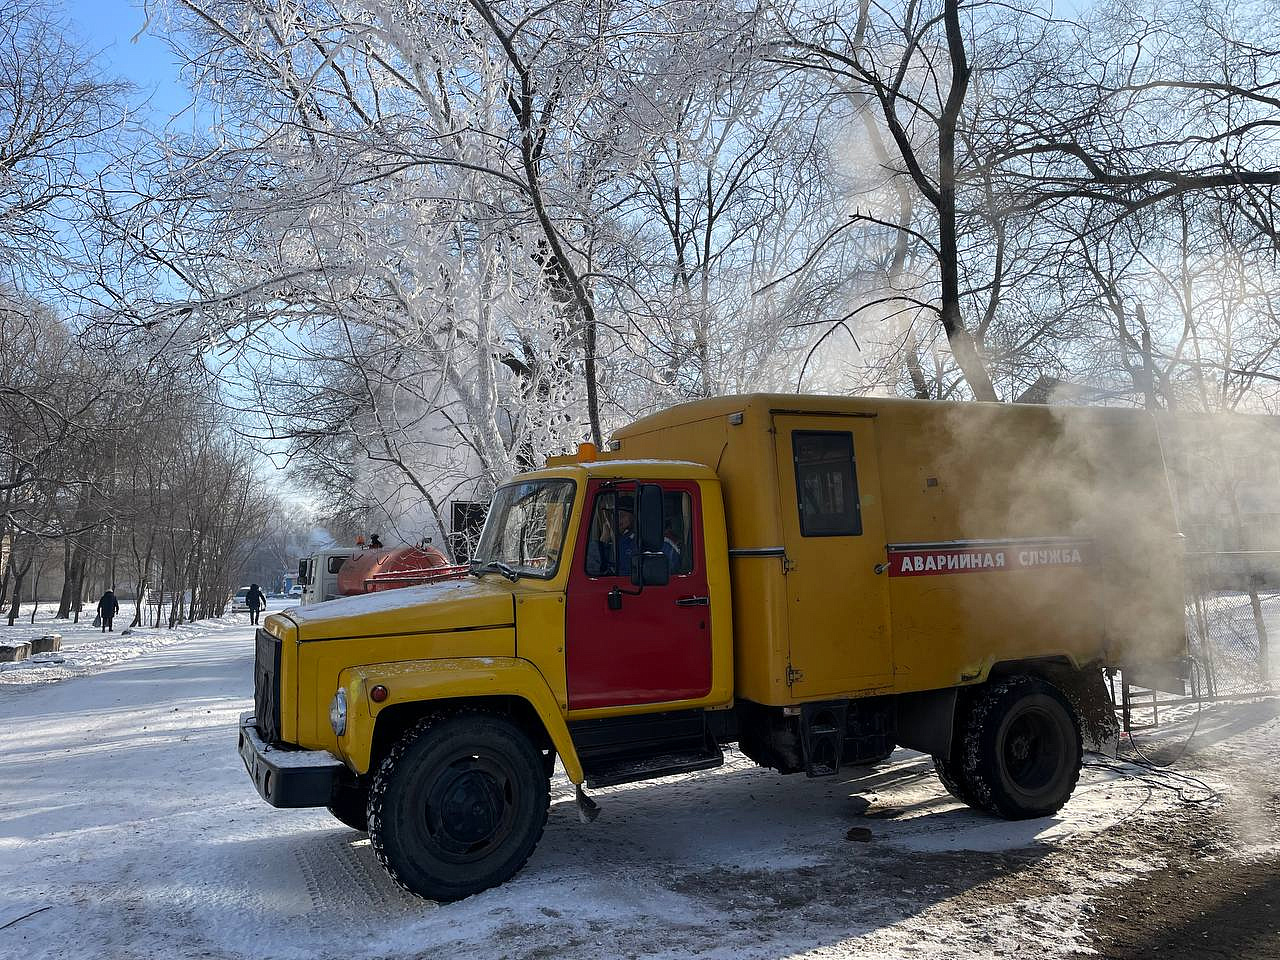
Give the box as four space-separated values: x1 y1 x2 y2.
605 394 1187 705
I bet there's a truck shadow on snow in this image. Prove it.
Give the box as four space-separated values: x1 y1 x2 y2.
1131 696 1280 754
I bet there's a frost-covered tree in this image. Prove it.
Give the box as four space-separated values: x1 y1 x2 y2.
769 0 1280 401
0 0 129 284
126 1 837 542
92 0 1280 542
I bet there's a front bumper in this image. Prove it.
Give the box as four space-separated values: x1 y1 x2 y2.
238 711 345 808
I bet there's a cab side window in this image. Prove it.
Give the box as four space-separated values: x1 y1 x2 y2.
793 431 862 536
584 486 695 577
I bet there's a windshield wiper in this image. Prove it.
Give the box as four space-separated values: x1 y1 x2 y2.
469 559 520 582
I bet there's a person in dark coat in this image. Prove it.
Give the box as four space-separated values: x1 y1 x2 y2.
97 590 120 632
246 583 267 626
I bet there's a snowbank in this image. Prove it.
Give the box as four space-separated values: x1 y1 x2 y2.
0 607 271 686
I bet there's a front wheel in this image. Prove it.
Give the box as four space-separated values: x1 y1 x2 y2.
961 676 1083 820
368 712 549 902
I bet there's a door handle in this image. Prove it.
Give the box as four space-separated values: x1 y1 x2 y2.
676 596 709 606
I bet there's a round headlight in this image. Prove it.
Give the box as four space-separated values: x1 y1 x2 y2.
329 688 347 737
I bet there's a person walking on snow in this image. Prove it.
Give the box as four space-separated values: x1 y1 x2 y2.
97 590 120 633
246 583 267 626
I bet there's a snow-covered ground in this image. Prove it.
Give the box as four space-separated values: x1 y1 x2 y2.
0 604 249 686
0 611 1276 959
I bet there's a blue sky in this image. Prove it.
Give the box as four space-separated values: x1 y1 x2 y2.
63 0 191 123
61 0 1090 127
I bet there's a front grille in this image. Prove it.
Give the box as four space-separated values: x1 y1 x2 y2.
254 628 283 744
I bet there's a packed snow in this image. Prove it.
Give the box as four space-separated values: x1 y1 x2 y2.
0 609 1275 959
0 606 248 686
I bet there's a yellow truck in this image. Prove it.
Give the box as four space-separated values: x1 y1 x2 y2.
238 394 1188 901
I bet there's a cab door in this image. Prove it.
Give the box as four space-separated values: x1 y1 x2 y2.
773 415 892 695
564 479 712 710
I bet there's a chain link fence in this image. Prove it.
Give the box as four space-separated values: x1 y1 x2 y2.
1187 586 1278 697
1118 582 1276 735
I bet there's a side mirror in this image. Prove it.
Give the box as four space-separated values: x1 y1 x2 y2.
637 483 663 553
631 552 670 587
296 560 308 585
631 483 670 587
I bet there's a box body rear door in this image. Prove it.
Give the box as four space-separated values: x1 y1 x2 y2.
772 414 892 695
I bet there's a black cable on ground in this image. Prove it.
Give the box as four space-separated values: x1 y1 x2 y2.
1087 656 1221 805
1122 656 1206 769
1083 756 1221 806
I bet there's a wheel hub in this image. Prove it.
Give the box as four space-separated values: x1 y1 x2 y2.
438 769 502 846
1010 734 1033 762
1003 708 1058 791
423 752 518 860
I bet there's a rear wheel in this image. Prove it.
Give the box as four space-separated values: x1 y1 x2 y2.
932 691 985 809
933 753 984 808
961 676 1082 820
368 712 549 902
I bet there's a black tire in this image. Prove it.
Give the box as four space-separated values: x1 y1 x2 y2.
932 690 986 809
368 712 549 902
961 676 1083 820
327 780 369 832
933 754 985 808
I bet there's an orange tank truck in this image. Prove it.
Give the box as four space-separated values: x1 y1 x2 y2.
335 544 460 595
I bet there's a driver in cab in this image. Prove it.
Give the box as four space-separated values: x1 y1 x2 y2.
588 495 681 577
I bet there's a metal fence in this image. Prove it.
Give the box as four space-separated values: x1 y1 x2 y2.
1117 585 1276 735
1109 580 1279 736
1187 587 1278 697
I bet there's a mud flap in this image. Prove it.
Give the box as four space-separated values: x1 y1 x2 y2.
1124 657 1191 697
1037 665 1121 751
575 785 600 824
895 688 957 758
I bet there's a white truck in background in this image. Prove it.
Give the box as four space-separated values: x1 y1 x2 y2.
296 549 353 607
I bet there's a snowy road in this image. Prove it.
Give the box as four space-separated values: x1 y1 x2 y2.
1 615 1277 960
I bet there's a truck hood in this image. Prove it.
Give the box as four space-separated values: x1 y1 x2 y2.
282 577 518 642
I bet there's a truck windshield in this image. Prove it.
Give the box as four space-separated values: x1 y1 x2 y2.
472 479 576 580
